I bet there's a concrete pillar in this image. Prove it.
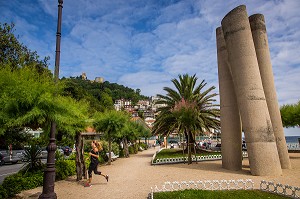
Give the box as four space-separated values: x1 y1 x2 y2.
216 27 242 171
221 5 282 176
249 14 291 169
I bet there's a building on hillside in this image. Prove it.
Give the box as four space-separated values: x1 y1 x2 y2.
114 99 133 111
150 95 167 112
144 110 155 118
81 72 87 80
144 117 155 128
95 77 104 83
137 100 150 110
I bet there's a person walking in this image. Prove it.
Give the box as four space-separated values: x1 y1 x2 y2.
85 140 109 187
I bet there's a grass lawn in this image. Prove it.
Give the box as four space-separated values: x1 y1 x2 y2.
154 148 220 161
153 189 289 199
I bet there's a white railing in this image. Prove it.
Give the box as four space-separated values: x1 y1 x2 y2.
260 180 300 198
152 151 248 165
287 143 300 150
148 179 254 199
149 180 300 199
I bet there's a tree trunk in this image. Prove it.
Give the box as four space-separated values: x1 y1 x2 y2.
124 138 129 158
75 132 86 181
108 136 112 165
82 136 87 179
187 130 192 164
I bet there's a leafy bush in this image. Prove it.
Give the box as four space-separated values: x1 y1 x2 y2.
1 171 43 198
22 144 43 172
0 185 8 199
139 142 148 150
128 146 135 154
55 149 65 161
55 159 76 181
0 159 76 198
100 140 119 155
68 152 76 160
119 148 125 158
133 144 139 154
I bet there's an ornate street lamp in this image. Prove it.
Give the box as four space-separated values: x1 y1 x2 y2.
39 0 63 198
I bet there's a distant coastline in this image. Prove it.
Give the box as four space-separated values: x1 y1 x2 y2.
285 136 300 143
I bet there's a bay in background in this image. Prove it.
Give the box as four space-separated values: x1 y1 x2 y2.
285 136 300 143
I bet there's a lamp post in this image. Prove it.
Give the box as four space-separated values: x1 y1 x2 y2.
39 0 63 198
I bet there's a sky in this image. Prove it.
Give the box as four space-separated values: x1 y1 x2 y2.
1 0 299 136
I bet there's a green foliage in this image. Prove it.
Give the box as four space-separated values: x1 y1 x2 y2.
152 74 220 163
139 142 148 150
1 171 43 198
0 65 88 142
100 140 120 155
119 148 125 158
68 152 76 160
93 110 129 141
0 23 50 74
153 189 288 199
0 66 57 134
55 159 76 181
55 149 65 161
21 144 43 173
0 128 33 149
280 101 300 127
61 77 149 113
128 145 135 154
0 185 8 199
0 159 75 198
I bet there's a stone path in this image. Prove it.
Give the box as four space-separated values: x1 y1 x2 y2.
18 148 300 199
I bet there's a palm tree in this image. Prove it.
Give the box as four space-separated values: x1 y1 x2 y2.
93 110 128 164
152 74 220 164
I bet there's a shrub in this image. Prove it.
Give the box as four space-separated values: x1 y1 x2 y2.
1 171 43 198
133 144 139 154
119 148 125 158
55 159 76 181
22 144 43 172
139 142 148 150
55 149 65 161
0 159 75 198
68 152 76 160
100 140 120 155
0 185 8 199
128 146 135 154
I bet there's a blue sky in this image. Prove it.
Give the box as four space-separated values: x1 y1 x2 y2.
1 0 299 136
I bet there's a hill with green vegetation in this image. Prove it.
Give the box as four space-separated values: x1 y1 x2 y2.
61 76 150 113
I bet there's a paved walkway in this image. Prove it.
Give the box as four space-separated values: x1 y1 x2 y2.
18 148 300 199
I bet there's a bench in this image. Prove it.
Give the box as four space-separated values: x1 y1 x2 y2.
106 152 119 161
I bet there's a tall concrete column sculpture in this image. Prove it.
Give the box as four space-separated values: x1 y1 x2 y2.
217 27 242 171
221 5 282 176
249 14 291 169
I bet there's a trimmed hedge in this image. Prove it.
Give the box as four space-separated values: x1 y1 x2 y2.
0 159 76 199
1 171 43 198
55 159 76 181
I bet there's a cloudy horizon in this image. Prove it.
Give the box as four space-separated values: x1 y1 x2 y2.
1 0 299 136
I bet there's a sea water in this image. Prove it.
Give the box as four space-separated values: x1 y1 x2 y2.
285 136 300 144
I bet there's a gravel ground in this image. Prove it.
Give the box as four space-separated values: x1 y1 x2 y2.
17 147 300 199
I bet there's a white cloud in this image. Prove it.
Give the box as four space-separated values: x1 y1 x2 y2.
2 0 300 136
118 71 174 96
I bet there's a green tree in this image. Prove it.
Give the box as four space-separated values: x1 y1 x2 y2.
0 66 88 141
152 74 220 164
280 101 300 127
0 23 50 74
93 110 128 164
118 121 139 158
